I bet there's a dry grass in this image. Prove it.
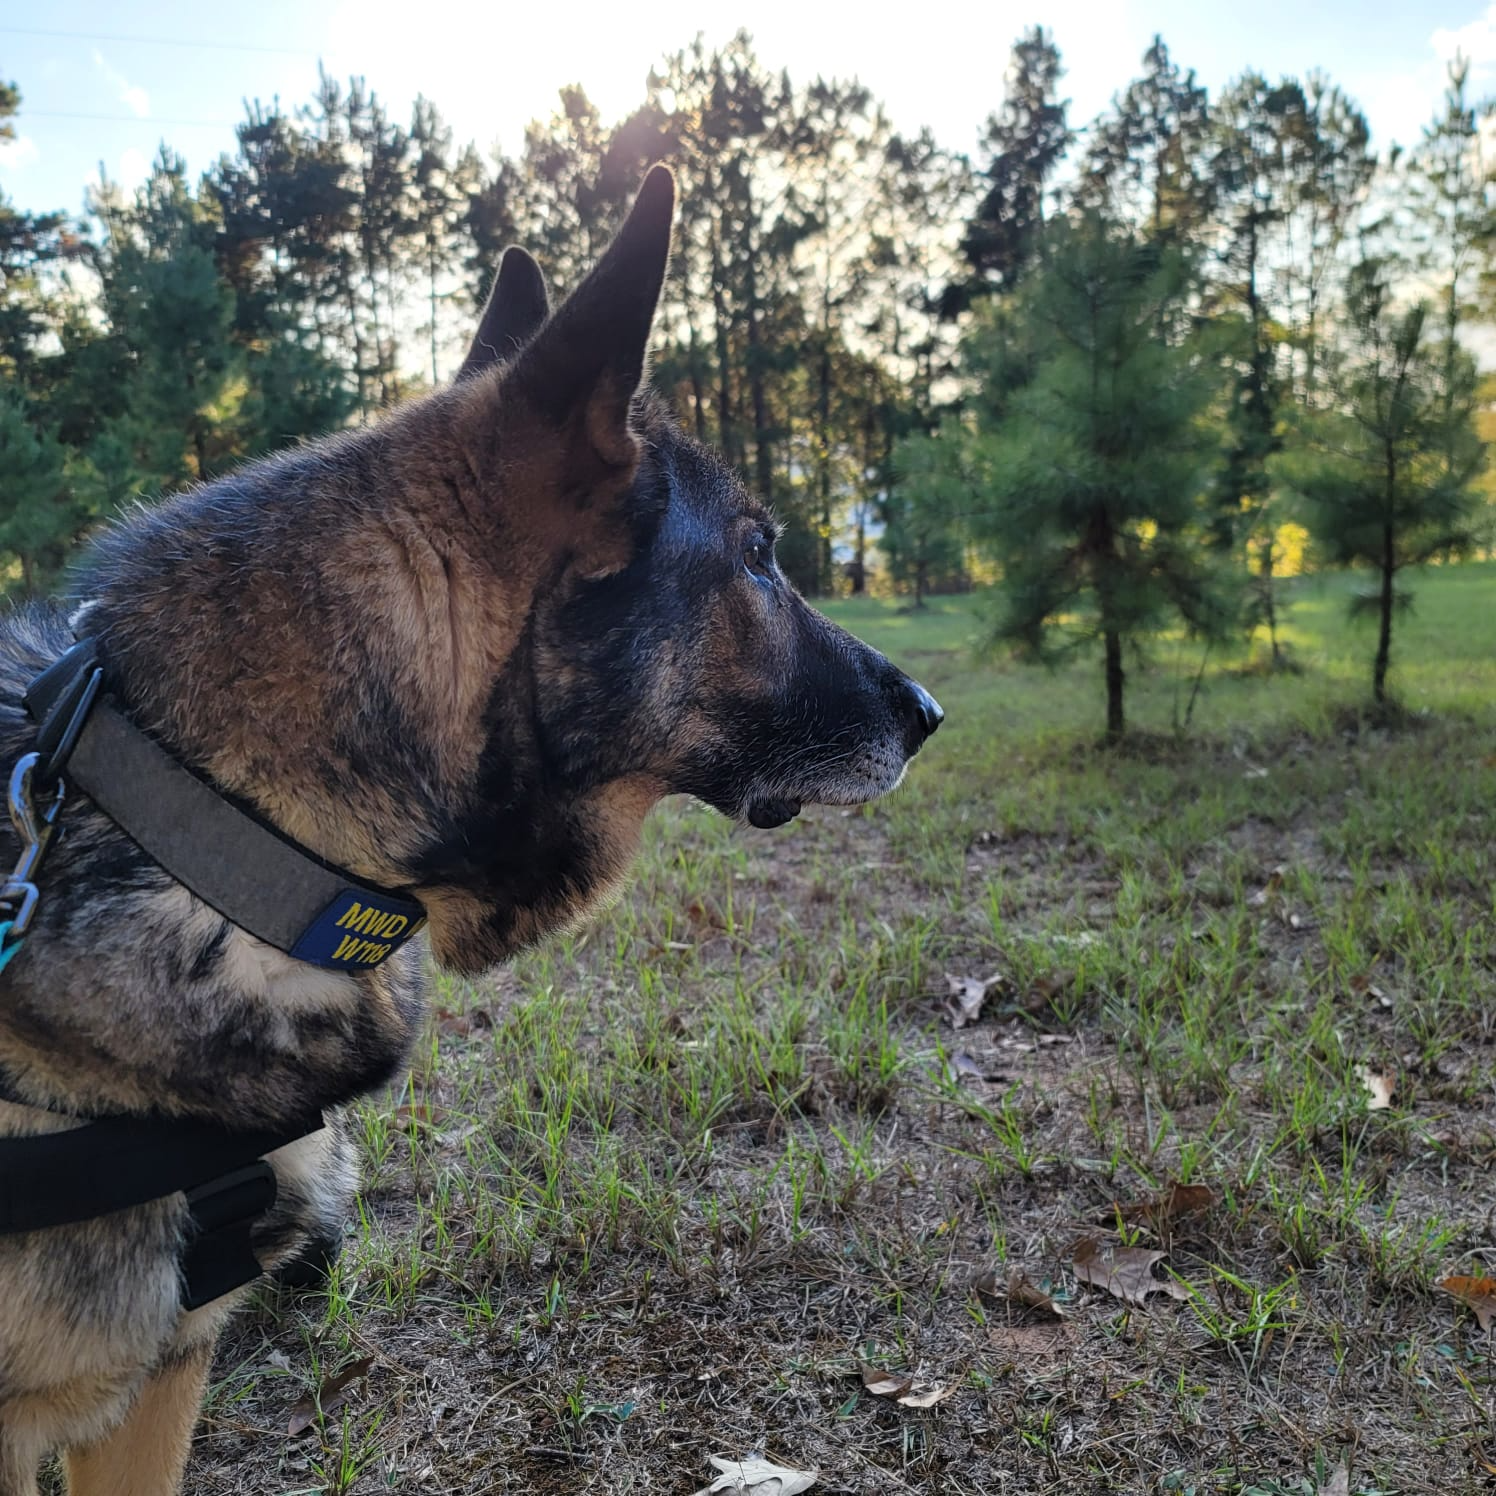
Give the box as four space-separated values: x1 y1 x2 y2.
166 565 1496 1495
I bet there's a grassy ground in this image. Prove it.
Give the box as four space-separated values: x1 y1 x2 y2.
186 563 1494 1495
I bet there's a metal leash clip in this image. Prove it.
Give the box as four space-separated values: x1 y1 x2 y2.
0 752 66 952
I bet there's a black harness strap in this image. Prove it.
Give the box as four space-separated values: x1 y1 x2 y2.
23 639 426 971
0 1107 321 1309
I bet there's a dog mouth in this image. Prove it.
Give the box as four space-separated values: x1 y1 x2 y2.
745 795 802 828
740 757 910 829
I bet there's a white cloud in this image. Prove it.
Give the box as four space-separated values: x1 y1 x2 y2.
92 48 151 118
1432 5 1496 71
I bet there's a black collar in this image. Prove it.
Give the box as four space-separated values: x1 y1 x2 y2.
23 638 426 971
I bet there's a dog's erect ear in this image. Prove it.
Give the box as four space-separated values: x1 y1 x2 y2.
508 164 674 478
458 247 550 380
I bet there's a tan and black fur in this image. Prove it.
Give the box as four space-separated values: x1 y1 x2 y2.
0 167 942 1493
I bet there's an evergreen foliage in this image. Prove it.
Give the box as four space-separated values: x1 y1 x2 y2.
1276 259 1486 704
965 216 1232 740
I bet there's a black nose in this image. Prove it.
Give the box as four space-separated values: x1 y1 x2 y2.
905 681 945 750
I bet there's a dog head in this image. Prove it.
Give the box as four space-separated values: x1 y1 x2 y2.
82 168 942 975
404 166 943 968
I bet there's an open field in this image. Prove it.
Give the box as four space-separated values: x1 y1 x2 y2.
166 563 1494 1495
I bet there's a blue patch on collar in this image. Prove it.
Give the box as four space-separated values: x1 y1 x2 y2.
289 889 427 970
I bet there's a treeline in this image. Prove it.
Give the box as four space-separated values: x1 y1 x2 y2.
909 33 1489 730
0 36 965 595
0 29 1492 724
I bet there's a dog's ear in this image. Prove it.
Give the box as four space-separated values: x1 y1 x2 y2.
506 164 674 482
458 247 550 380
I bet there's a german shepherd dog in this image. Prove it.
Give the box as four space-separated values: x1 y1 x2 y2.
0 167 941 1493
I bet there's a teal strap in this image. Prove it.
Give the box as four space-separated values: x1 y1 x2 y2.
0 921 23 975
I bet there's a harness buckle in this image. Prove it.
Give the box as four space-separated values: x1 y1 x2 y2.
180 1160 279 1310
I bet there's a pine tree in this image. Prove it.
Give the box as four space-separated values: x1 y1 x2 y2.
1276 258 1485 705
1079 36 1213 243
1412 58 1485 374
783 76 880 593
864 127 971 413
1209 72 1310 664
210 99 356 452
0 384 74 594
1287 76 1373 399
461 144 520 313
299 71 368 415
1412 58 1491 504
0 78 69 392
970 214 1229 741
509 86 620 301
346 81 412 405
409 96 464 384
92 149 241 489
884 420 968 606
960 27 1072 300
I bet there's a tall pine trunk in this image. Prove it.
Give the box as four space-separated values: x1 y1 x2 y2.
346 278 369 422
366 249 386 407
1246 213 1282 668
679 250 709 442
1095 503 1125 743
746 275 772 504
428 241 440 385
741 184 774 505
383 255 402 404
851 403 876 595
1257 535 1281 665
707 217 735 465
1104 630 1125 744
684 300 708 443
816 332 832 596
1374 521 1394 706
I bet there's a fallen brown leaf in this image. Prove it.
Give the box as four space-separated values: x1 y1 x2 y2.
1003 1268 1066 1318
859 1365 913 1398
943 972 1001 1028
896 1384 955 1408
1118 1180 1219 1232
859 1364 953 1408
1071 1239 1189 1306
1436 1274 1496 1330
287 1355 374 1436
972 1269 1000 1301
1356 1065 1395 1111
392 1101 444 1132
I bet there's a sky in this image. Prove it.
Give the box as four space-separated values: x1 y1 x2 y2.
2 1 1495 217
